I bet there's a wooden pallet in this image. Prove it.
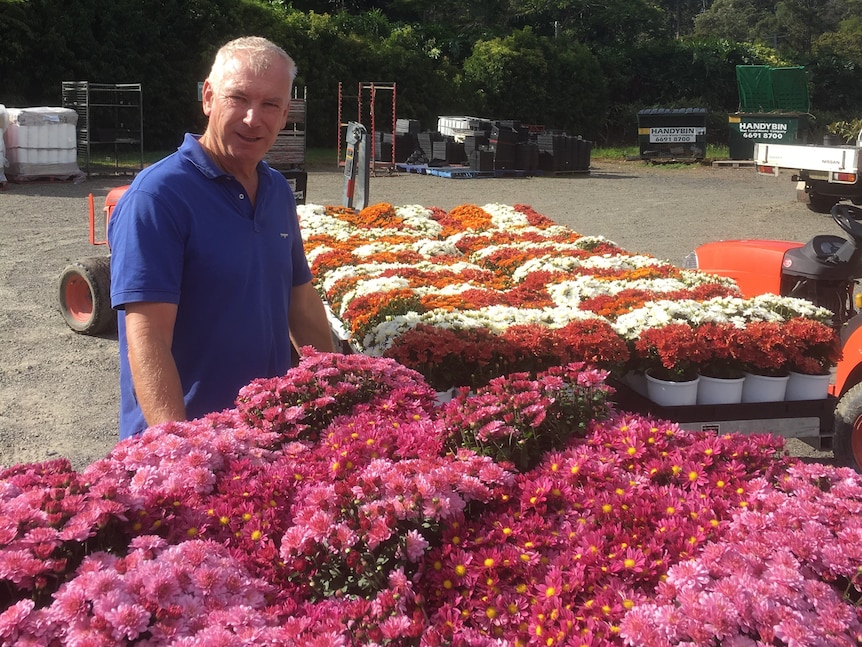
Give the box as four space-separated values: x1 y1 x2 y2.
7 174 83 184
396 163 531 179
711 159 756 168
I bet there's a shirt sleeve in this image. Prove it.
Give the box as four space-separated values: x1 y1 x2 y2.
108 188 186 309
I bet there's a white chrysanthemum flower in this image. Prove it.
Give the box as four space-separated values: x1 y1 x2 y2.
351 241 411 258
395 204 445 237
573 235 619 249
319 264 383 294
678 269 739 289
299 213 355 239
745 294 833 322
361 311 427 355
338 276 412 318
297 203 326 218
305 245 334 265
511 256 584 282
411 239 461 257
412 283 492 297
469 241 601 261
482 203 531 229
578 254 662 270
360 304 608 355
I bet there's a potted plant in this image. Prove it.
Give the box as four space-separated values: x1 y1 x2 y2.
634 323 706 406
694 322 747 404
634 323 704 382
782 317 842 400
736 321 793 402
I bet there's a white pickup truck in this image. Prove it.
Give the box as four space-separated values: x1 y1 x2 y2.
754 140 862 212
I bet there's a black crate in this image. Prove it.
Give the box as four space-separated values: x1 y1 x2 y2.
490 124 518 146
574 138 592 171
279 170 307 205
432 140 466 164
470 149 494 172
536 134 592 171
417 131 443 156
515 142 539 171
374 132 416 163
492 141 516 170
396 118 421 135
463 134 489 156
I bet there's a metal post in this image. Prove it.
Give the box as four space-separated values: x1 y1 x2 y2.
343 121 370 210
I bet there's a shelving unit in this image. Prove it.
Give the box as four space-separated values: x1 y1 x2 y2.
61 81 143 176
264 86 307 203
336 81 396 173
264 86 306 170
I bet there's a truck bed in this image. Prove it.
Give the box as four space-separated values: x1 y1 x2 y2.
754 142 860 174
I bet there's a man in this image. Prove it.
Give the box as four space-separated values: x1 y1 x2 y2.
108 36 334 439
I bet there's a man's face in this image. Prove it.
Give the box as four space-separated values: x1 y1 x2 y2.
201 54 291 169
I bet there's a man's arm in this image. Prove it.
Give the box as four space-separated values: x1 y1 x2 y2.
288 281 336 353
124 302 187 426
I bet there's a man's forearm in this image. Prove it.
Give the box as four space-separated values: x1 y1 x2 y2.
125 305 186 427
289 284 336 353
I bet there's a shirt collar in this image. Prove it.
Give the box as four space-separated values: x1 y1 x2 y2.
179 133 270 188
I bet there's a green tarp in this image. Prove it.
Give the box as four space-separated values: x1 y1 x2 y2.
736 65 810 113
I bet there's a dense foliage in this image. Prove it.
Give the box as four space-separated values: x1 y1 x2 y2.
2 0 862 148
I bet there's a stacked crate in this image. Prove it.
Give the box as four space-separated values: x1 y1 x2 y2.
265 96 306 170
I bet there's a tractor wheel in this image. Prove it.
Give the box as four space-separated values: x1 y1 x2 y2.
58 256 115 335
832 382 862 472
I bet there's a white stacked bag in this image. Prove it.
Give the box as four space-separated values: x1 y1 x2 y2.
2 106 84 182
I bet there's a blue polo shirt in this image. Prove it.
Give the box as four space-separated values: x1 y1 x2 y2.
108 134 312 439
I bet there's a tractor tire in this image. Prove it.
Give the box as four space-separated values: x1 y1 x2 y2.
807 191 839 214
832 381 862 472
58 256 115 335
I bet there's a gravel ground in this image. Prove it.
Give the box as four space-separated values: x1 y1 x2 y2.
0 159 839 470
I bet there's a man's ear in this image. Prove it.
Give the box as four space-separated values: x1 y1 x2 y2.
280 99 291 130
201 79 214 117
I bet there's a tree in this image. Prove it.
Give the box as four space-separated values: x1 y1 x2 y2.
462 27 607 136
509 0 671 45
770 0 844 55
694 0 775 42
655 0 714 37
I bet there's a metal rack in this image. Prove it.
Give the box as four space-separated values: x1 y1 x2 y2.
61 81 143 177
336 81 396 172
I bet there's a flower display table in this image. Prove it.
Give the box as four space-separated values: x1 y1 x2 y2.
611 375 837 441
299 202 840 447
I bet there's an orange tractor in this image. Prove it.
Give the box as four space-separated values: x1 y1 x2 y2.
58 185 129 335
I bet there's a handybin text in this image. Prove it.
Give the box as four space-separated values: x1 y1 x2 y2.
738 121 789 140
649 127 706 143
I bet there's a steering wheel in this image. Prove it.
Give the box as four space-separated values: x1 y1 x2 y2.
832 204 862 241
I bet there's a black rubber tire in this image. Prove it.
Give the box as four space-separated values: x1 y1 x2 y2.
832 381 862 472
58 256 115 335
807 191 839 214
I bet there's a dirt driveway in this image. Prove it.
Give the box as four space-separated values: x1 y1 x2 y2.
0 159 837 470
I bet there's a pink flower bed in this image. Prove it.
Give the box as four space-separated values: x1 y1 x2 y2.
0 351 860 646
